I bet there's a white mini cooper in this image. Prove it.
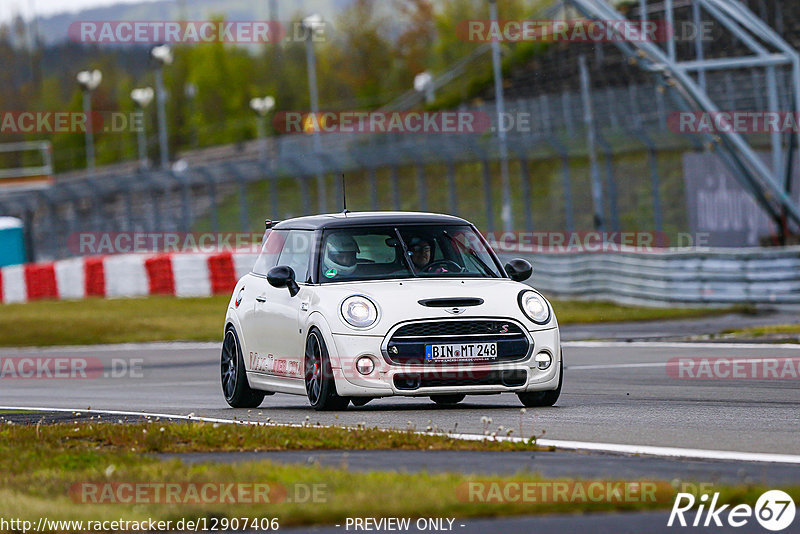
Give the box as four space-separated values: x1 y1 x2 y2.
222 212 562 411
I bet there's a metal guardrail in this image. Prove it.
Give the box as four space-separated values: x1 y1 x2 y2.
3 244 798 307
497 247 800 307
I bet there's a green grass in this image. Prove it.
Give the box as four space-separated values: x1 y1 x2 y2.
712 324 800 343
723 324 800 337
553 300 750 325
0 296 230 347
0 295 742 347
1 421 794 530
0 419 544 454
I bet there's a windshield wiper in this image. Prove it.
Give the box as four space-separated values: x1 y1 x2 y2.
394 228 419 277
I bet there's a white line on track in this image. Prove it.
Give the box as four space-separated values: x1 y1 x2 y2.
0 342 221 353
3 405 800 465
136 381 216 387
567 357 799 370
567 362 669 370
564 341 800 349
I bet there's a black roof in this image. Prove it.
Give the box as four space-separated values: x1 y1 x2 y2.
272 211 471 231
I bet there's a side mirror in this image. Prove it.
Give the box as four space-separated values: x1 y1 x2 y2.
267 265 300 297
505 258 533 282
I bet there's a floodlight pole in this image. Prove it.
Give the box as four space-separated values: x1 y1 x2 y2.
304 14 326 213
136 109 148 170
81 89 95 172
131 87 154 171
154 67 169 169
579 55 605 231
77 69 101 173
489 0 513 232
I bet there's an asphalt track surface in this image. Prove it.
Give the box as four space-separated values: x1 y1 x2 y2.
2 322 799 534
560 310 800 341
1 338 798 456
165 449 800 485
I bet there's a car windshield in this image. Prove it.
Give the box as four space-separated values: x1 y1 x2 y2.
318 225 502 283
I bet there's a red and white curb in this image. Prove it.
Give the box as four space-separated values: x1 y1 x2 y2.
0 251 258 304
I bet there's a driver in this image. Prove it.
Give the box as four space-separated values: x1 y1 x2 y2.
322 233 359 277
407 236 434 270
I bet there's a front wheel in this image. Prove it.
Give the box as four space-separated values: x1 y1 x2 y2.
304 328 349 411
517 354 563 408
221 326 265 408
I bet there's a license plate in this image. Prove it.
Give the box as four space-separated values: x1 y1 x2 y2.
425 342 497 362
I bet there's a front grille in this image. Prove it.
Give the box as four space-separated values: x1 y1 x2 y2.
385 320 531 366
393 320 524 338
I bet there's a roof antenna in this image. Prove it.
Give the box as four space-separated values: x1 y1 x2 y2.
342 173 350 214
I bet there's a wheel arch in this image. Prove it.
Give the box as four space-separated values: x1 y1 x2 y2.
224 309 246 348
306 312 342 369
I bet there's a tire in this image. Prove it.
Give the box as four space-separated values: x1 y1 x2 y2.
430 394 466 405
221 326 266 408
304 328 349 411
517 353 563 408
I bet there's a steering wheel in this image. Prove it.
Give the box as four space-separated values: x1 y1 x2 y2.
423 260 463 274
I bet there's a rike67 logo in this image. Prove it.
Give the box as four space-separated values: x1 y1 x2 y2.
668 490 796 531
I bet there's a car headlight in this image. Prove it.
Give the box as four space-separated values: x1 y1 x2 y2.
518 290 551 324
341 295 378 329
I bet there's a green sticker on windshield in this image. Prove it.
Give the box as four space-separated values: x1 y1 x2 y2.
325 268 337 278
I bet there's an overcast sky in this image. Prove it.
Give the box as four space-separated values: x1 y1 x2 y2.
1 0 162 24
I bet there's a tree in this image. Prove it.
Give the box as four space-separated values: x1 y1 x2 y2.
331 0 394 107
393 0 436 83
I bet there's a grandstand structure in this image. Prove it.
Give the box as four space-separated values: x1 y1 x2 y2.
0 0 798 260
0 141 53 190
567 0 800 239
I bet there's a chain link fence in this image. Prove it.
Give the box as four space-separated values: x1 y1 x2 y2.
1 0 798 262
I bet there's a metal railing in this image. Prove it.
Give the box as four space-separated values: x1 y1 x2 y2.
1 65 792 262
1 0 798 266
498 246 800 307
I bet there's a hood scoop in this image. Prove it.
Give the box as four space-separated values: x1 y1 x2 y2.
418 297 484 308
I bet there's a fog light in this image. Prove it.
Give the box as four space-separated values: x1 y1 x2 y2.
534 352 552 370
356 356 375 375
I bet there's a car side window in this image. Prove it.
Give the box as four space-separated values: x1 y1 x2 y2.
276 230 313 283
353 234 397 263
252 230 286 276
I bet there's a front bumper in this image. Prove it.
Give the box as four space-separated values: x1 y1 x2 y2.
328 324 560 397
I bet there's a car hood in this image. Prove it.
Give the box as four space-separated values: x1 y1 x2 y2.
306 278 556 335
